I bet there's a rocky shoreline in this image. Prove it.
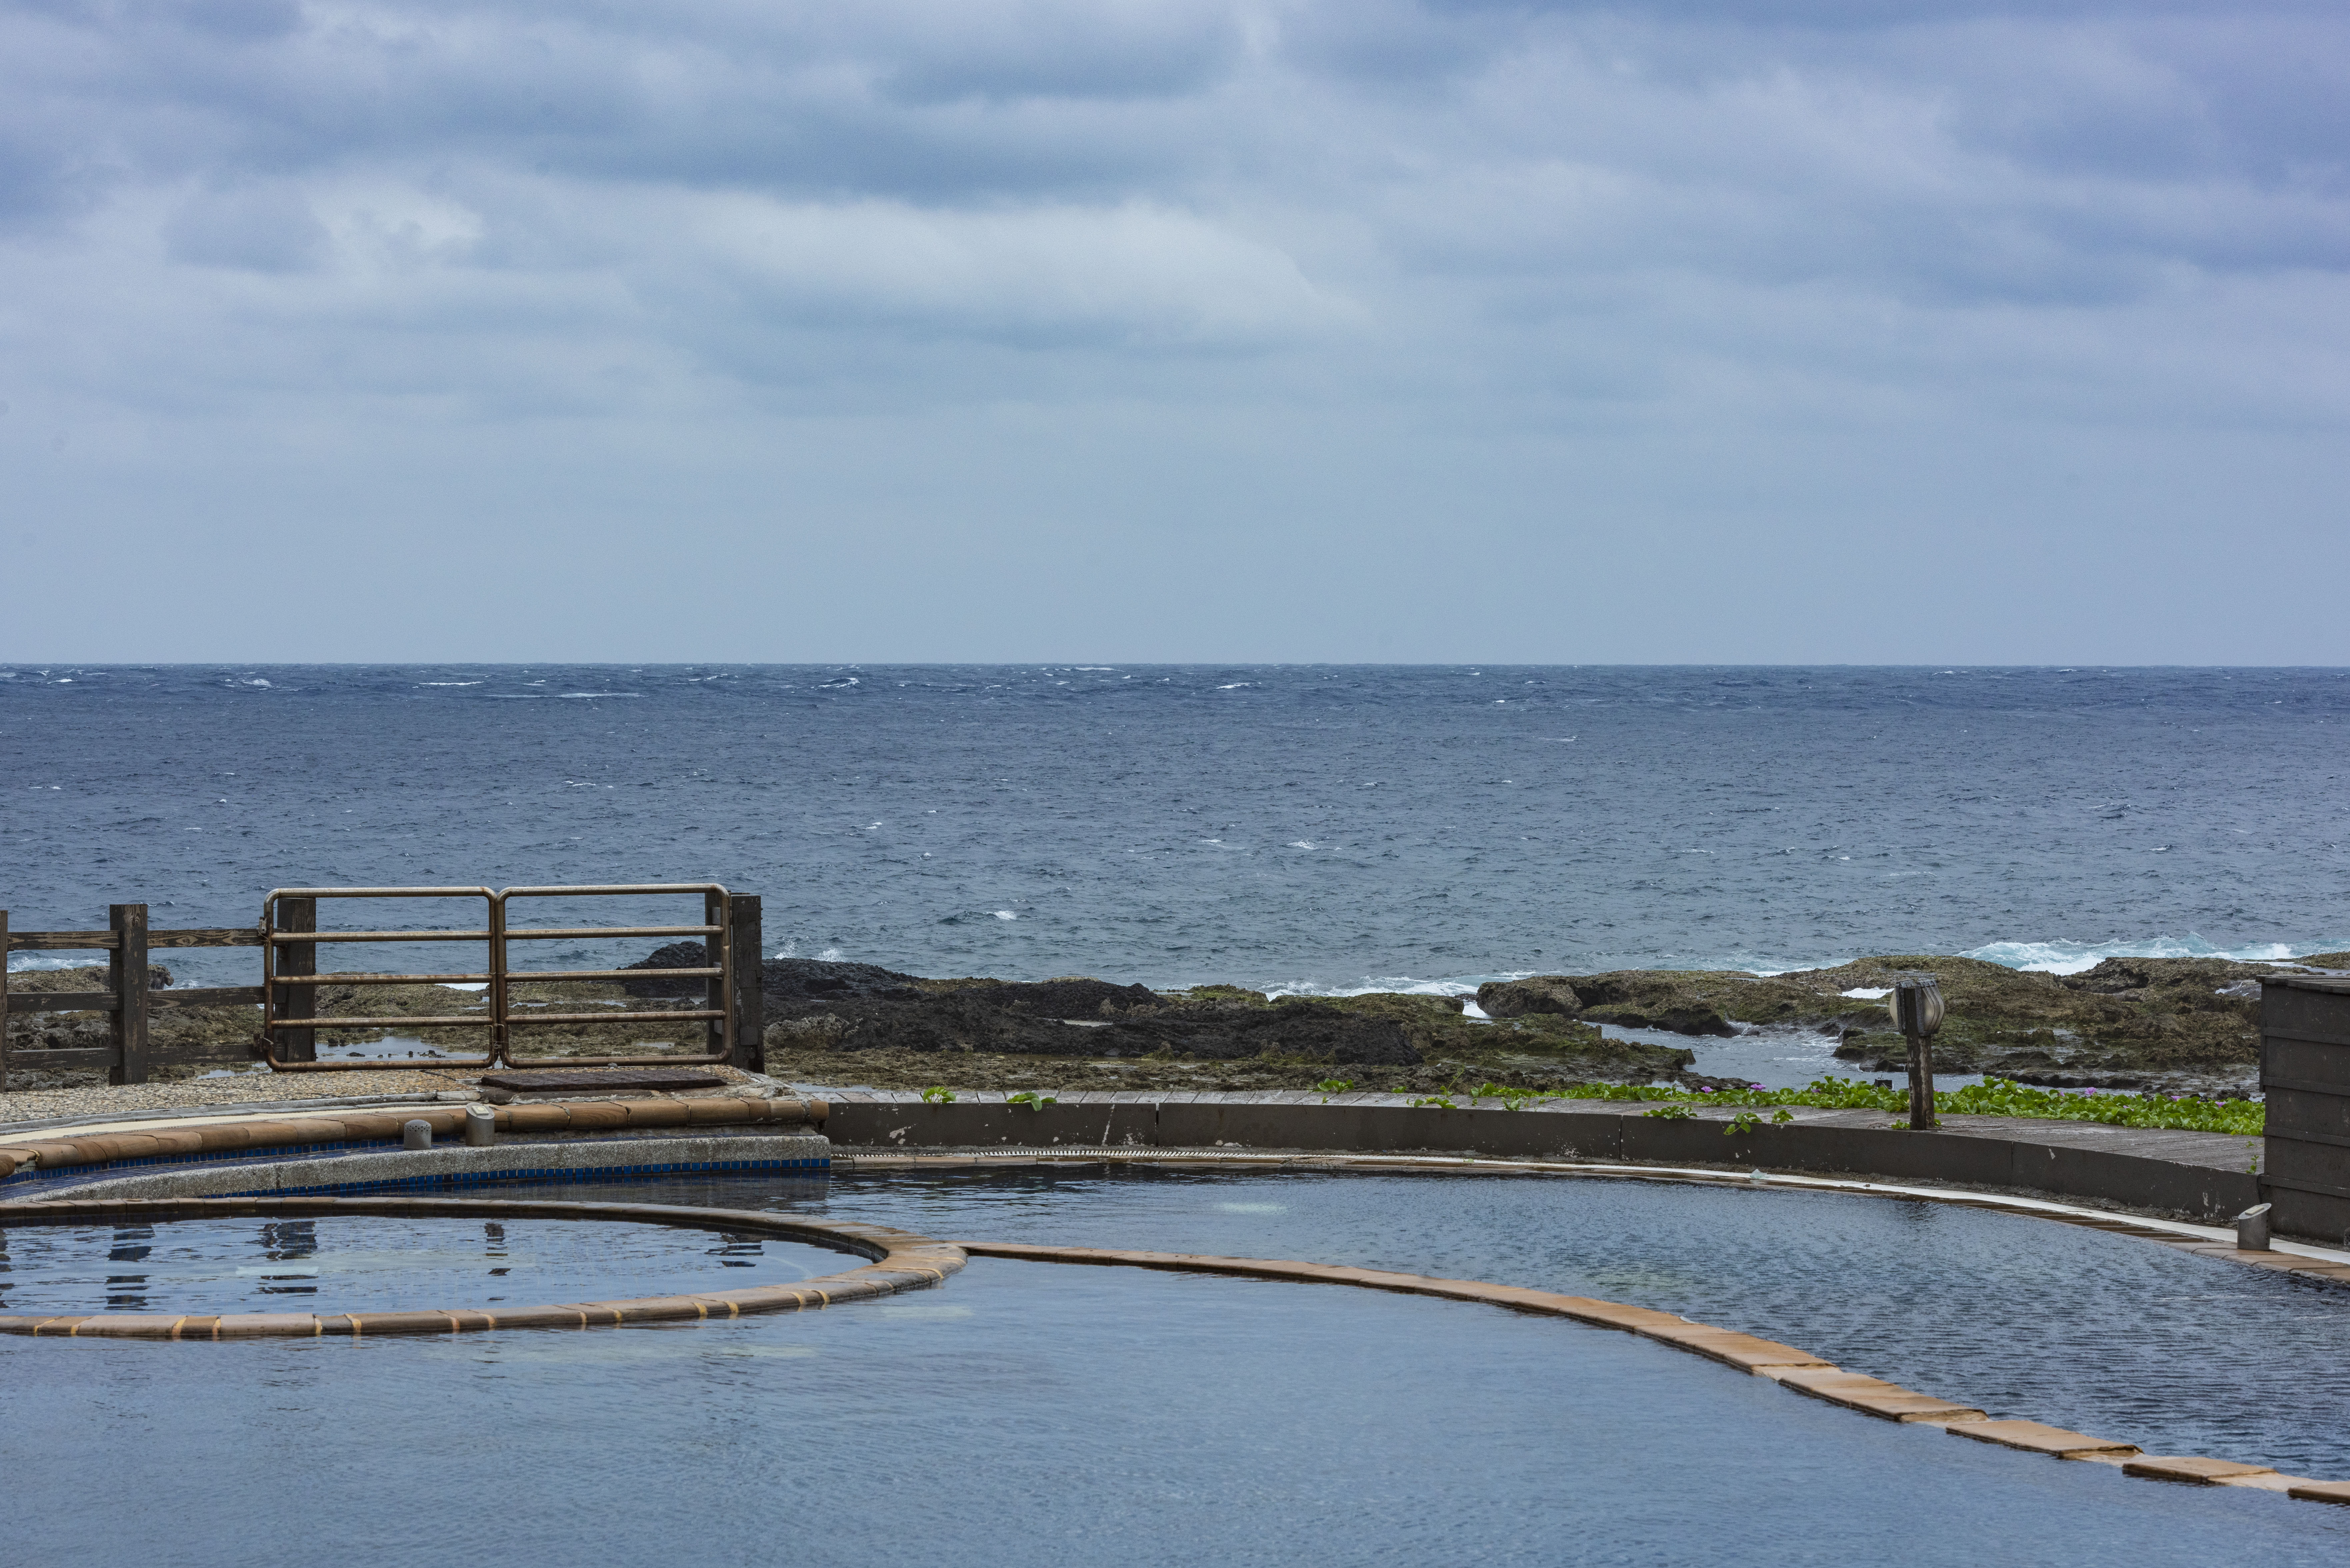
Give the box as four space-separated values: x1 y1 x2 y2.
651 946 2322 1097
1476 952 2336 1098
8 947 2328 1098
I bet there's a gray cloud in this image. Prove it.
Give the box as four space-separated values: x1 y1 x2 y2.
0 0 2346 662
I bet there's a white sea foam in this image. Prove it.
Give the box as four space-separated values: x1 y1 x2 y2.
1841 987 1891 999
993 910 1018 920
1264 973 1514 1001
418 681 482 687
1216 683 1253 690
557 692 639 698
1959 936 2320 975
5 952 88 973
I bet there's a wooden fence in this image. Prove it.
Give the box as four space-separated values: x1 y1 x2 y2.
2 893 766 1088
0 905 264 1088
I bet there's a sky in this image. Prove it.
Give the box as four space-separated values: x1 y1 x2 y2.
2 0 2346 664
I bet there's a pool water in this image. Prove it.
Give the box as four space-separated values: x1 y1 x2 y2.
570 1164 2350 1477
4 1166 2348 1566
0 1215 844 1314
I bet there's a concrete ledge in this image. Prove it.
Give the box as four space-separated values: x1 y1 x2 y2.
825 1098 2260 1223
31 1134 831 1200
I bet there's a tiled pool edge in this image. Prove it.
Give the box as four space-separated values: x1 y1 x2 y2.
959 1240 2350 1511
0 1196 959 1338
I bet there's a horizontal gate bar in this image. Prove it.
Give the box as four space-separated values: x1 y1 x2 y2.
506 967 719 983
503 925 721 941
270 929 490 944
261 1014 492 1031
505 1009 724 1027
272 972 492 986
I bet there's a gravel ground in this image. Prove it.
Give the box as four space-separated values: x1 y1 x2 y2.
0 1067 478 1128
0 1063 760 1131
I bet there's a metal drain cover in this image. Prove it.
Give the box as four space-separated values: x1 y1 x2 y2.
476 1068 731 1094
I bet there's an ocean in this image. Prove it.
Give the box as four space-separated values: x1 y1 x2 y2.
4 664 2346 1000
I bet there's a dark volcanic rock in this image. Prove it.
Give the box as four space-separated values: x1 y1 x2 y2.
760 958 925 1005
1476 977 1583 1019
620 945 924 1003
1093 1002 1418 1065
706 950 1421 1067
968 978 1165 1018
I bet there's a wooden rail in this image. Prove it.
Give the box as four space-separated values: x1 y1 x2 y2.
2 905 270 1090
4 893 766 1088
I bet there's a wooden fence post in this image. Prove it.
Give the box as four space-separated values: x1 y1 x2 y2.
730 894 764 1072
109 903 149 1085
277 897 317 1063
2 908 11 1094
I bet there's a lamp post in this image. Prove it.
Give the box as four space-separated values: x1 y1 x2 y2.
1889 973 1945 1130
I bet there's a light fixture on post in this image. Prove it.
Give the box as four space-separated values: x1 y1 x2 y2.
1887 973 1944 1130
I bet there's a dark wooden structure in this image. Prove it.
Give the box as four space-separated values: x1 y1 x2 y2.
3 890 767 1088
0 906 264 1088
2259 974 2350 1242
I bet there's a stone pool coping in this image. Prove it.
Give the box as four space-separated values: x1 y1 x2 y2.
0 1195 961 1338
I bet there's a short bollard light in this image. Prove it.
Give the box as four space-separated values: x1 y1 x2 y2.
2235 1202 2273 1252
402 1118 434 1150
463 1103 497 1146
1887 974 1945 1131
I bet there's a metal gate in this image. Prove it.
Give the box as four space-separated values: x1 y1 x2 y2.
259 884 759 1071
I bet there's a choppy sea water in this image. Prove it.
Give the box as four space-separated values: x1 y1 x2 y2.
4 665 2346 999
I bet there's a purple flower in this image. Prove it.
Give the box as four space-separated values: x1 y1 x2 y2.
1750 1084 1767 1091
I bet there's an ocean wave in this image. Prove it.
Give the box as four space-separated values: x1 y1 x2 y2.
1264 973 1526 1001
5 952 91 973
1958 935 2324 975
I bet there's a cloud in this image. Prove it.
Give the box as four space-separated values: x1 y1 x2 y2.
1 0 2347 660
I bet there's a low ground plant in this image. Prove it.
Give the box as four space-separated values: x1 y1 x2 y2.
1536 1075 2260 1136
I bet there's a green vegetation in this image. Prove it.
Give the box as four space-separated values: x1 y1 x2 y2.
920 1085 956 1104
1521 1075 2262 1136
1005 1090 1058 1110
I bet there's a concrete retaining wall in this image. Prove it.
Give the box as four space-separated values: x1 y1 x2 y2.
826 1100 2260 1223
